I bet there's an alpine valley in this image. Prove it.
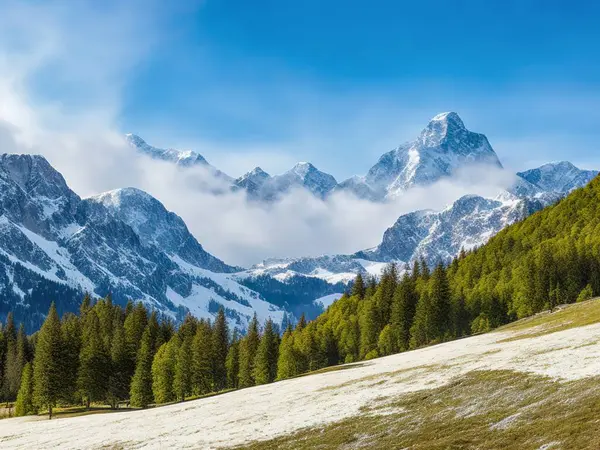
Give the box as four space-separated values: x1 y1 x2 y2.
1 112 596 332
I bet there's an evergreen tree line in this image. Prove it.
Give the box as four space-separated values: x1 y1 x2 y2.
5 177 600 418
2 295 283 419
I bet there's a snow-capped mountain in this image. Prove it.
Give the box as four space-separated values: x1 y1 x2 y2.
249 161 597 283
338 112 502 200
125 134 233 182
0 154 285 332
233 162 337 201
517 161 598 194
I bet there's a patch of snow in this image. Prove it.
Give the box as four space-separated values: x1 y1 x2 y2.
314 293 343 309
5 306 600 448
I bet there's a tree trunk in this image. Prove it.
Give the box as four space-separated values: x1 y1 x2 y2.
86 397 90 410
48 405 53 420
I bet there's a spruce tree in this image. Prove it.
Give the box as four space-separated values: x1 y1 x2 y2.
124 302 148 367
108 318 130 408
211 308 229 391
391 272 418 351
276 325 297 380
2 313 17 401
225 330 240 389
410 290 433 349
4 323 28 402
61 313 82 404
33 303 64 419
429 263 451 340
238 315 260 388
351 273 366 299
359 298 379 359
15 362 35 416
173 335 193 401
129 327 154 408
78 310 109 409
192 320 213 395
152 337 179 404
253 319 279 385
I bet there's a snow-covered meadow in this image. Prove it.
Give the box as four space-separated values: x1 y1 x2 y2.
2 315 600 449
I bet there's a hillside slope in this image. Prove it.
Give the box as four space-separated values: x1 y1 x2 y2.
2 299 600 449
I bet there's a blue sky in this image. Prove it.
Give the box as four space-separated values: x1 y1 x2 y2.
7 0 600 180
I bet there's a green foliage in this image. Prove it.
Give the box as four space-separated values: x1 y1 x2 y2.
238 315 260 388
253 319 279 385
192 320 213 395
15 362 35 416
276 326 298 380
174 335 193 401
577 284 593 303
108 317 130 407
129 327 154 408
226 330 240 389
33 303 64 419
212 308 229 391
152 337 179 404
78 310 109 408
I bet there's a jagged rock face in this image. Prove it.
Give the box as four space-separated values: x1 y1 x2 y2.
0 154 284 332
361 112 502 199
233 162 337 201
251 161 597 282
90 188 238 274
518 161 598 194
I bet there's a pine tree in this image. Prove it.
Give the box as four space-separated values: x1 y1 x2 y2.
351 273 366 299
108 318 130 408
124 302 148 368
253 319 279 385
410 290 434 348
225 330 240 389
428 263 451 340
211 308 229 391
2 312 17 401
391 272 418 351
152 336 179 404
61 313 82 404
33 303 64 419
4 323 28 402
359 298 379 359
173 335 193 401
177 314 198 342
238 315 260 388
192 320 213 395
129 327 154 408
78 310 109 409
15 362 35 416
79 293 91 319
276 325 297 380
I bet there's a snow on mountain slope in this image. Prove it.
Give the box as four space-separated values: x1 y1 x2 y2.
125 134 233 182
339 112 502 200
255 161 597 283
517 161 598 194
0 154 284 332
90 188 238 273
233 162 338 201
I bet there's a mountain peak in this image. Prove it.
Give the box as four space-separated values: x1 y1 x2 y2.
291 162 315 178
419 111 468 147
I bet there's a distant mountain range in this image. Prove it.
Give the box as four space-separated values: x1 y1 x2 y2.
0 112 596 332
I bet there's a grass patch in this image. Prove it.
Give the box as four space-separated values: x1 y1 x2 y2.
237 370 600 450
497 297 600 342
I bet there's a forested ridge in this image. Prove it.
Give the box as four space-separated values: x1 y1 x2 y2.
1 176 600 418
